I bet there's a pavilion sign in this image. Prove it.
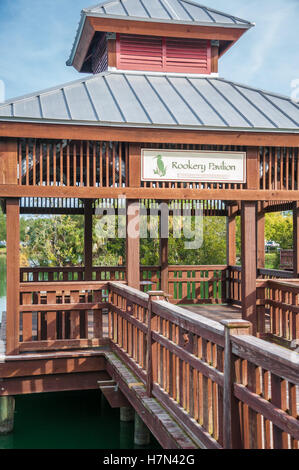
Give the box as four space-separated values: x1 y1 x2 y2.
141 149 246 183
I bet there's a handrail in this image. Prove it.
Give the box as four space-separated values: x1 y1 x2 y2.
108 281 299 449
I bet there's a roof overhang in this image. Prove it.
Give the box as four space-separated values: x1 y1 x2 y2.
1 120 299 147
67 13 253 72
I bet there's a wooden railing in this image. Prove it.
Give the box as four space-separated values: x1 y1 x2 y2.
227 266 242 305
108 282 299 449
20 266 126 283
19 281 110 352
257 279 299 347
21 265 228 305
168 265 227 305
257 268 295 280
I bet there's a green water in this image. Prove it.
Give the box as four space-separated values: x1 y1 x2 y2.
0 255 160 449
0 390 160 449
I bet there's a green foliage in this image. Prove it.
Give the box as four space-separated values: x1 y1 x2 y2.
236 212 293 260
23 216 84 267
265 253 280 270
265 212 293 249
172 217 226 265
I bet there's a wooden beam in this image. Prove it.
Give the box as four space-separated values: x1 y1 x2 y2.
4 184 299 202
293 201 299 277
0 371 109 396
0 354 106 379
6 198 20 356
241 201 257 334
73 17 95 72
126 200 140 289
1 122 299 147
88 16 247 41
0 139 18 185
84 199 93 281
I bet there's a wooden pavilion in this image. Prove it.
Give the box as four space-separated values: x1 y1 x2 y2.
0 0 298 449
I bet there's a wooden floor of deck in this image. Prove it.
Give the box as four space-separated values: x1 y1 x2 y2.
183 304 242 322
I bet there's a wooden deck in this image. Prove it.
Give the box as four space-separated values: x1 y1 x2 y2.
183 304 242 322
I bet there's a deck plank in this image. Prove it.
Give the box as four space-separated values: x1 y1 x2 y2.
183 304 242 322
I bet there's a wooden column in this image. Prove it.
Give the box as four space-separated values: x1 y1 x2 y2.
241 146 259 333
126 200 140 290
241 201 257 334
84 199 93 281
6 198 20 356
211 40 219 74
293 202 299 277
257 202 265 270
0 139 18 185
159 203 169 293
227 205 237 266
126 143 141 289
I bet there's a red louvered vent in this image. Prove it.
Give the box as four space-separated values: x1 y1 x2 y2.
117 34 163 71
116 34 211 74
165 38 211 74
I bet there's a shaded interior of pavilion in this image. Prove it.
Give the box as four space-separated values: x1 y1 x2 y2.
4 194 298 350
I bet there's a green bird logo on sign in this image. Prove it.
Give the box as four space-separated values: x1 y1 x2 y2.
153 155 167 177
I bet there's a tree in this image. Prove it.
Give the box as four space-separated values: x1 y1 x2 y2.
23 215 84 266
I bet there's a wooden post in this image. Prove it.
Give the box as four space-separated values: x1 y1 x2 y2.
241 201 257 334
211 40 219 74
126 200 140 289
159 203 169 293
0 396 15 435
221 319 251 449
257 202 265 270
134 412 150 446
227 205 237 266
120 406 134 422
6 198 20 356
0 139 18 185
293 202 299 277
84 199 93 281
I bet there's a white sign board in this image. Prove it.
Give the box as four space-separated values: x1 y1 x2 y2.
141 149 246 183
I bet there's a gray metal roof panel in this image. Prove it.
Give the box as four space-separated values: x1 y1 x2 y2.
167 76 226 127
84 0 253 25
0 72 299 133
124 74 176 125
0 104 12 117
85 74 126 122
233 85 298 129
209 79 276 129
40 90 70 120
13 96 41 119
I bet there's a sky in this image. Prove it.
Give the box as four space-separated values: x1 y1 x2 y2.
0 0 299 101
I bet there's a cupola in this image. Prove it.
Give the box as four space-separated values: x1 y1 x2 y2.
67 0 254 75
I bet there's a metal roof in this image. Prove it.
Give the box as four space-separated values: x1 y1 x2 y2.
0 71 298 133
67 1 254 67
83 0 253 27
